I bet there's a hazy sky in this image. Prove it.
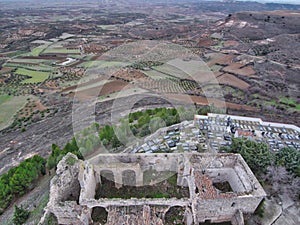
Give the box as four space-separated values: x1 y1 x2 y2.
238 0 300 4
0 0 299 4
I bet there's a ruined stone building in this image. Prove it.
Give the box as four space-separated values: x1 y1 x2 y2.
40 152 266 225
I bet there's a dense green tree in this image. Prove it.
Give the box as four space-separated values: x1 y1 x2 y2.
149 117 165 133
99 125 114 142
223 138 274 175
46 137 83 170
0 155 45 214
275 147 300 177
13 205 30 225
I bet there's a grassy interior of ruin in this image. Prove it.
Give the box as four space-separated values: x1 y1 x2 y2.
95 172 189 199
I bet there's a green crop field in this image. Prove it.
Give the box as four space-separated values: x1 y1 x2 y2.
9 58 51 64
0 95 28 130
43 48 80 54
80 60 129 69
153 64 190 79
0 95 12 105
6 63 53 72
142 69 173 80
31 47 45 56
15 68 50 84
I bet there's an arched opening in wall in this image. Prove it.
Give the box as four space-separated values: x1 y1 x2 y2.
122 169 136 186
95 170 115 199
213 181 233 193
164 206 185 225
63 177 81 204
91 207 108 225
199 221 232 225
100 170 114 183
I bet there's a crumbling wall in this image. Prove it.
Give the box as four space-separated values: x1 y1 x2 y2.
192 195 263 223
79 161 97 201
205 168 248 193
43 153 265 225
106 205 164 225
45 153 90 225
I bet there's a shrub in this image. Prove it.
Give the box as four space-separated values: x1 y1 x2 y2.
13 205 30 225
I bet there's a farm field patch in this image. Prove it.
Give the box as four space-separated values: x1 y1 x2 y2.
15 68 50 84
80 60 129 69
98 87 148 102
223 63 257 77
0 67 13 75
142 69 174 80
5 63 53 72
217 73 250 90
42 48 80 54
0 95 12 105
0 95 28 130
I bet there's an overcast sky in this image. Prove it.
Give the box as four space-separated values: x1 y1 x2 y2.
238 0 300 4
0 0 299 4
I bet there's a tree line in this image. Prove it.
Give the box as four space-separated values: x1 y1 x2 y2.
223 138 300 177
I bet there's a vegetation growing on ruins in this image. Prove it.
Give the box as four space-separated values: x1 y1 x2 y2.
95 174 188 199
44 213 59 225
46 137 83 170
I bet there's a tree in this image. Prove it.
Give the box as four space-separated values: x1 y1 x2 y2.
13 205 30 225
223 138 274 175
275 147 300 176
149 117 165 133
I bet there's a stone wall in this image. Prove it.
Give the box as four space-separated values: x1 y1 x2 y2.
42 152 266 225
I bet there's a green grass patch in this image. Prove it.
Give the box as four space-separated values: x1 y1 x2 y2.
6 63 53 72
0 95 12 105
43 48 80 54
0 95 28 130
14 68 50 84
142 69 173 80
79 60 128 69
212 41 224 50
279 98 300 111
263 99 277 106
31 47 44 56
7 50 27 57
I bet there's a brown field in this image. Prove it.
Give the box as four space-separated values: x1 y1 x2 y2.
196 38 216 47
21 56 65 60
114 68 147 82
207 54 235 67
164 93 258 111
194 71 220 84
17 100 48 119
223 40 240 47
223 63 257 77
217 73 250 90
0 67 14 74
61 77 107 93
75 80 131 100
35 101 47 111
